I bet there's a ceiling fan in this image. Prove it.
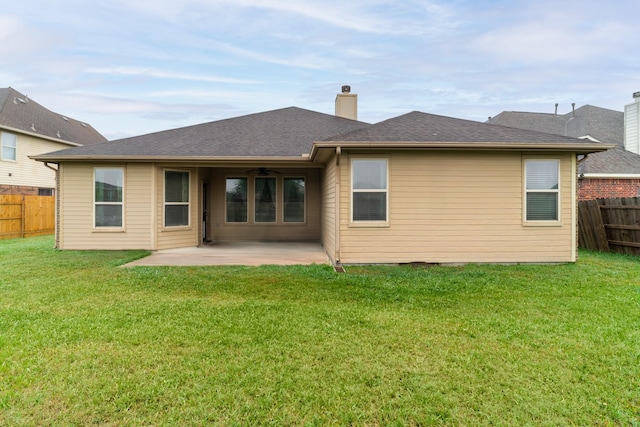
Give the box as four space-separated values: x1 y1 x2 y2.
245 167 281 176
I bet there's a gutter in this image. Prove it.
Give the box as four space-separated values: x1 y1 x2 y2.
1 124 83 147
580 173 640 179
29 155 317 164
309 141 616 160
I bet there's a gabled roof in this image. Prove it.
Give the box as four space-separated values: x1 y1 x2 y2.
314 111 612 153
0 87 107 146
33 107 371 161
487 105 624 146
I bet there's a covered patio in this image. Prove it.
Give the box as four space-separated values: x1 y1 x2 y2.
123 241 330 267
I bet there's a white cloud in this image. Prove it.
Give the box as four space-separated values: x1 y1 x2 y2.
83 66 261 84
471 20 629 64
0 15 58 56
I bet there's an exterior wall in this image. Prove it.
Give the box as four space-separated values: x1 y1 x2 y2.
624 99 639 154
207 168 322 242
58 162 155 250
1 132 69 191
0 184 41 195
337 150 577 264
321 154 337 262
578 178 640 200
155 166 200 250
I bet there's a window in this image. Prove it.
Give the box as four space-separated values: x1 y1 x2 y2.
38 188 54 196
164 170 190 227
284 178 305 222
95 168 123 227
255 177 276 222
352 159 388 222
226 177 247 222
1 131 17 161
525 160 559 222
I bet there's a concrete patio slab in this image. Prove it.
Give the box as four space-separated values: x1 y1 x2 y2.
123 241 330 267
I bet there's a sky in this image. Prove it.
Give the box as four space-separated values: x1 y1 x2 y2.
1 0 639 140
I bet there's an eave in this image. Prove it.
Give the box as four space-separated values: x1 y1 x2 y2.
0 123 83 147
309 141 616 160
29 154 316 167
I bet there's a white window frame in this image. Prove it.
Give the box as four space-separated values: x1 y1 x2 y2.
350 158 389 226
283 176 306 223
94 167 124 229
1 131 17 161
164 169 191 228
523 159 561 225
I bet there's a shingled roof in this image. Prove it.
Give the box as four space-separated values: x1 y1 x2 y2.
34 107 613 163
324 111 610 147
487 105 624 146
0 87 106 146
580 147 640 175
35 107 370 160
487 104 640 175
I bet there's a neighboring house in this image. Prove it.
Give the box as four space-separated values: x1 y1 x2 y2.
33 87 614 264
0 87 106 195
487 99 640 200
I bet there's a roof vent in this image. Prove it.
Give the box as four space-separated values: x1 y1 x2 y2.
61 116 69 121
633 91 640 101
81 123 87 127
341 85 351 94
57 131 61 138
31 123 36 132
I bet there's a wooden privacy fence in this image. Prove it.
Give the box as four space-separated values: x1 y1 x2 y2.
0 195 55 240
578 197 640 255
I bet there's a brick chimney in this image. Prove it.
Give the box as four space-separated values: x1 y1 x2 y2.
335 85 357 120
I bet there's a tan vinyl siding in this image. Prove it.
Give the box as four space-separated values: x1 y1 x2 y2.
321 154 336 262
338 150 576 264
208 168 321 242
58 163 154 250
156 167 200 250
1 133 71 189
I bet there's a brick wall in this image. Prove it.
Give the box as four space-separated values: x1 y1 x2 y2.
578 178 640 201
0 184 40 196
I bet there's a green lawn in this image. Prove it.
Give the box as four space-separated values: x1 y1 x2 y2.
1 236 638 426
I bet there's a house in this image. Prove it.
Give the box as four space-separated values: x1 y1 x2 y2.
487 99 640 200
0 87 106 195
32 87 614 264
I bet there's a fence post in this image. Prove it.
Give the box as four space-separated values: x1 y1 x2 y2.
21 195 26 238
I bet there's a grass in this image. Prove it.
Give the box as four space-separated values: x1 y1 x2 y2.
0 236 639 426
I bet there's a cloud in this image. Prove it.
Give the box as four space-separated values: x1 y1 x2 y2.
471 21 629 64
466 1 636 65
84 66 261 84
115 0 456 36
0 15 58 57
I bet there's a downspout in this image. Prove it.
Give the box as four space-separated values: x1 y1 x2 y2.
335 146 341 265
574 153 591 262
577 153 589 179
577 153 590 167
44 162 60 248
